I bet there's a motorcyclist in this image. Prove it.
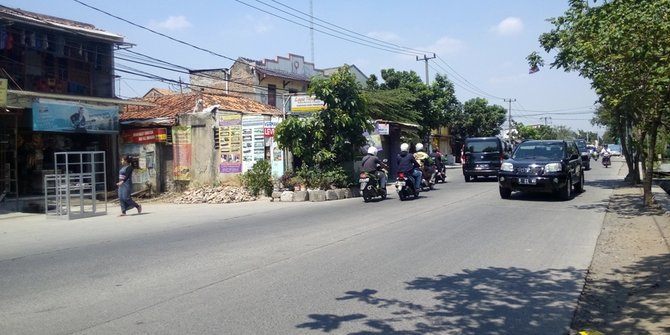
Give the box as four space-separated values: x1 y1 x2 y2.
414 143 434 185
397 143 422 192
361 146 387 189
431 147 445 172
600 144 612 157
600 144 612 166
414 143 430 166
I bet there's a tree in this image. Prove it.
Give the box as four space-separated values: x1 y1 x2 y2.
530 0 670 206
274 66 372 170
451 98 506 138
374 69 460 141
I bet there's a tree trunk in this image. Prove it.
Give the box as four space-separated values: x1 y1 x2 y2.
643 119 660 207
626 129 645 184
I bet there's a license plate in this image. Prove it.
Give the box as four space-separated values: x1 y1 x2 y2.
359 178 369 183
519 178 536 185
475 164 489 170
396 181 406 187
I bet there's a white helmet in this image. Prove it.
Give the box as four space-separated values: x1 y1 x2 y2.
400 143 409 152
367 146 378 155
415 143 424 151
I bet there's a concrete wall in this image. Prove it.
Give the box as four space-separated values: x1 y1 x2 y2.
229 62 260 101
189 69 228 94
178 112 219 186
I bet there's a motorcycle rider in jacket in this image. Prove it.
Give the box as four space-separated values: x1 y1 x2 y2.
397 143 422 192
361 146 387 189
414 143 434 186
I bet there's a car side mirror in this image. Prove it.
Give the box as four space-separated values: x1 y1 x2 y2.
503 153 510 159
570 154 580 160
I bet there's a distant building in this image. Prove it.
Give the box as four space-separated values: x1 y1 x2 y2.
323 64 368 86
143 88 177 99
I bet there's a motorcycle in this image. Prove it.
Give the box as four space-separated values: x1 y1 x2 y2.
602 154 611 168
359 170 387 202
420 165 436 191
395 171 419 201
433 164 447 183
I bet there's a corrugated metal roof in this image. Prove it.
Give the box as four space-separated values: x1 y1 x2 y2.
121 92 282 124
0 5 125 43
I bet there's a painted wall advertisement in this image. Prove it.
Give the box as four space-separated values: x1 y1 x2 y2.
32 98 119 133
172 126 192 181
241 115 266 173
218 112 242 173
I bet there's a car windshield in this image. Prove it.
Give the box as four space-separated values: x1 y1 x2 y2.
466 140 498 153
575 140 587 150
513 143 564 160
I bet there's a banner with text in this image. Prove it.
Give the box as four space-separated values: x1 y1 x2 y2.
218 112 242 173
32 99 119 134
172 126 192 181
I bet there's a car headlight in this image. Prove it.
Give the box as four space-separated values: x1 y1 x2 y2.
501 162 513 172
544 162 562 172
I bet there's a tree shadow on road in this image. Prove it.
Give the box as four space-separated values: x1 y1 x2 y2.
296 267 597 334
571 253 670 334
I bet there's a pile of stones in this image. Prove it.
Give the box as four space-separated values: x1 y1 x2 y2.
173 186 257 204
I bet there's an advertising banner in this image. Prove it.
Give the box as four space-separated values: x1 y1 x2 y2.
32 99 119 133
290 95 325 113
218 112 242 173
172 126 192 181
242 115 266 173
121 128 167 144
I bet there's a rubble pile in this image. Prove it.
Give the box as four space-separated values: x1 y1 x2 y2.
173 186 257 204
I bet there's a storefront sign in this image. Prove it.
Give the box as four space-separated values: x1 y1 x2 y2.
263 121 277 138
290 95 325 113
376 123 389 135
121 128 167 144
32 99 119 134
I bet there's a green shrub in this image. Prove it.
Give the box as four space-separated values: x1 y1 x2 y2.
241 160 273 196
294 164 349 190
278 171 296 190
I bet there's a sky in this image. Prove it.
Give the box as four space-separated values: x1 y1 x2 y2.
5 0 602 133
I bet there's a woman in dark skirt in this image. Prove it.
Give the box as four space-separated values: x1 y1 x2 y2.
117 155 142 216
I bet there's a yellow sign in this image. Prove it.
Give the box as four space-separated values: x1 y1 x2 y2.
290 95 325 113
0 78 7 107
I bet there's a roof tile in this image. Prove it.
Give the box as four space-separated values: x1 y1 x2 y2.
121 92 282 122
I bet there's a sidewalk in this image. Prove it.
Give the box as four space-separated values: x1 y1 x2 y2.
570 164 670 334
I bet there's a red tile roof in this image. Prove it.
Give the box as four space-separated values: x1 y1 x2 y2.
121 92 282 124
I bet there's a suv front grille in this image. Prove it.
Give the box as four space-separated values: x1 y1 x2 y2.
514 166 543 175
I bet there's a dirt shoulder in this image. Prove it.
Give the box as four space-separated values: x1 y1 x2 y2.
570 185 670 334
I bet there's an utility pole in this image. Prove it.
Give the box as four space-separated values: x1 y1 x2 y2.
504 98 516 138
416 53 436 85
540 116 552 126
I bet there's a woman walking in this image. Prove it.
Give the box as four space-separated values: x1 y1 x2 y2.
117 155 142 216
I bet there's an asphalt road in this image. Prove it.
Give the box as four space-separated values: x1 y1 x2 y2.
0 159 623 334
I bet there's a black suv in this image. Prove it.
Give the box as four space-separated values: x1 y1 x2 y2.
574 139 591 170
498 139 585 200
462 137 507 182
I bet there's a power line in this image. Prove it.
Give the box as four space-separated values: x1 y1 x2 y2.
435 56 505 101
234 0 420 56
267 0 432 55
73 0 237 62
